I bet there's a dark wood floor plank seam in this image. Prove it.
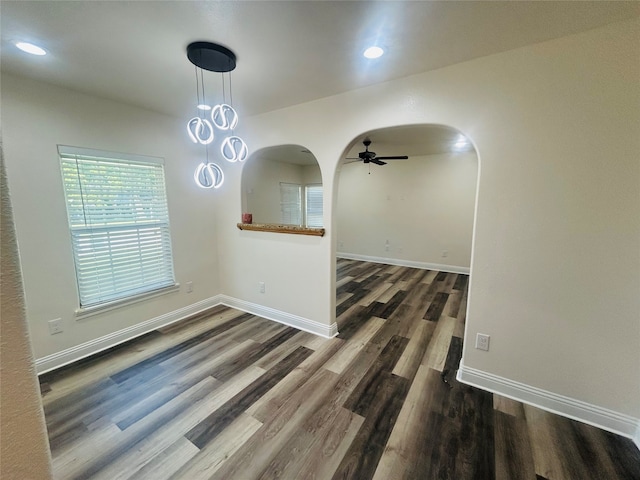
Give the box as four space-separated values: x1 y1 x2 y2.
336 305 372 341
62 339 246 437
186 345 313 449
424 291 450 321
453 274 468 291
67 377 220 479
110 312 254 384
39 331 164 388
434 271 448 282
113 341 249 430
343 335 409 417
365 289 408 320
157 304 231 334
247 338 344 423
254 406 363 480
331 373 410 480
443 336 463 383
209 326 299 382
208 368 343 479
78 339 258 440
494 410 538 480
336 288 370 317
43 376 117 431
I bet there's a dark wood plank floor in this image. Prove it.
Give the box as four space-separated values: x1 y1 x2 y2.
39 259 640 479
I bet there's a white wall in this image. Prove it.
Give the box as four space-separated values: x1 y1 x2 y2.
1 75 222 361
302 163 322 185
337 151 477 269
216 18 639 425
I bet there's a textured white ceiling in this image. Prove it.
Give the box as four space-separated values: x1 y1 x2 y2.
3 0 638 123
252 125 471 165
346 125 474 158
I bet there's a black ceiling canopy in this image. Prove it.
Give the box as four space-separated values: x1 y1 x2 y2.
187 42 236 72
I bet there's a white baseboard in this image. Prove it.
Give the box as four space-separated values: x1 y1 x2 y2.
457 364 640 445
36 295 336 375
337 252 470 275
217 295 338 339
36 295 224 375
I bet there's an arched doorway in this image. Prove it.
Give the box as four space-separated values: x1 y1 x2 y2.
333 124 479 341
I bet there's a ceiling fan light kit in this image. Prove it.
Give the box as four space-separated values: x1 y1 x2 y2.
186 41 248 189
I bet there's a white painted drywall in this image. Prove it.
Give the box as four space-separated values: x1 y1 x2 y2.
1 75 222 359
337 152 477 268
0 150 53 478
216 18 639 420
244 158 298 224
302 163 323 185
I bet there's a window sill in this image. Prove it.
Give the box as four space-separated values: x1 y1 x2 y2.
236 223 325 237
74 283 180 320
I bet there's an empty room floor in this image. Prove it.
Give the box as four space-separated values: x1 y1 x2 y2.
39 259 640 479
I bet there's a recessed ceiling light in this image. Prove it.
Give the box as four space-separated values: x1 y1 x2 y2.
363 46 384 59
15 42 47 56
197 104 212 111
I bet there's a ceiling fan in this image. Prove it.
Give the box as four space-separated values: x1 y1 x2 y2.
346 138 409 166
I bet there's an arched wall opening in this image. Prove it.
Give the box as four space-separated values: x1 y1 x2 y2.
241 144 322 227
332 124 480 332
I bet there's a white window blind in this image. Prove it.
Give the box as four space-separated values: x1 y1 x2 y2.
59 146 175 308
280 182 302 225
305 184 323 227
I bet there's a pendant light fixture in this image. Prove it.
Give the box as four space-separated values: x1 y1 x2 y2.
186 41 248 189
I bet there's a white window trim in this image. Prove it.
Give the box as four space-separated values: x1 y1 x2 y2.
58 145 164 165
74 283 180 320
59 145 177 311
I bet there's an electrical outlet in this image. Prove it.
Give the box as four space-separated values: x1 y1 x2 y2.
48 318 63 335
442 250 449 258
475 333 490 351
398 246 403 253
185 281 193 293
385 240 390 252
338 241 344 248
259 281 265 293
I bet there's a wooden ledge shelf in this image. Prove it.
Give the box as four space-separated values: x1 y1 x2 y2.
237 223 325 237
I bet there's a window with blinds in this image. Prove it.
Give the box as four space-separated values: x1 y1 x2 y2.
59 146 176 308
305 184 323 227
280 182 302 225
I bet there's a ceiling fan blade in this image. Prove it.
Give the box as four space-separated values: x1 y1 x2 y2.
375 155 408 160
371 159 386 165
